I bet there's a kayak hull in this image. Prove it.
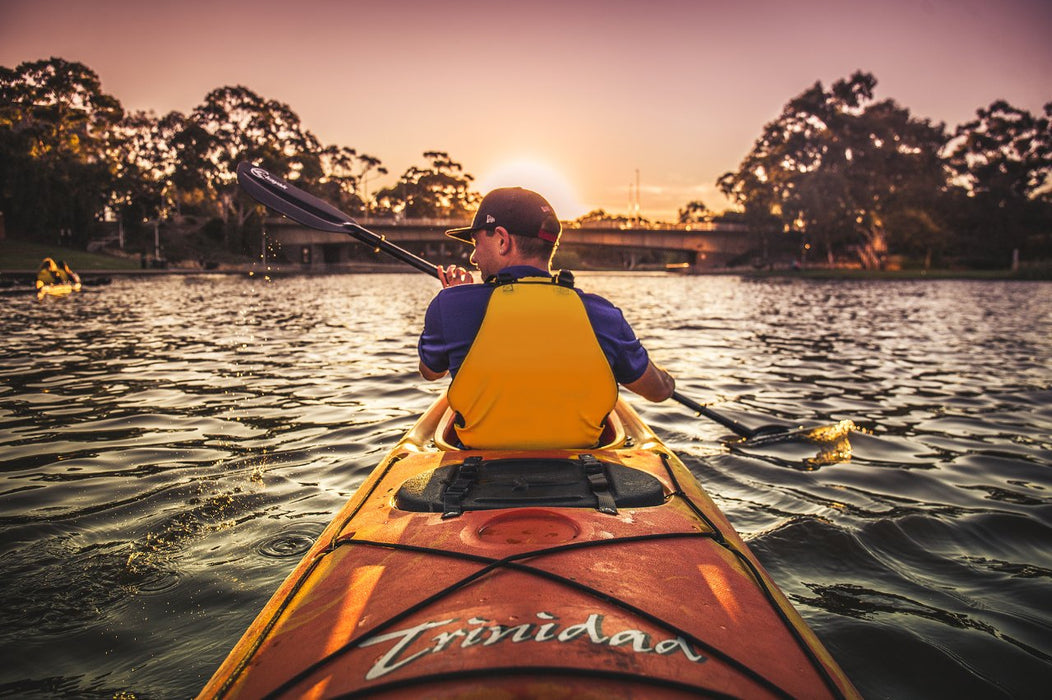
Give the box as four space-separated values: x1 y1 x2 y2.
36 281 80 299
200 396 858 699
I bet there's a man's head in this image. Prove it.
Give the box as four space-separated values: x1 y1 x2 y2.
446 187 561 277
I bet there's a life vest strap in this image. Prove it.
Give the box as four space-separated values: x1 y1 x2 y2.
580 453 618 515
486 270 575 289
442 455 482 519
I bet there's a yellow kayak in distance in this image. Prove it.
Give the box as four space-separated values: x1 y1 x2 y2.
35 277 82 300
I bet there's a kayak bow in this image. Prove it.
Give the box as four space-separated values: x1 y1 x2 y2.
200 395 858 699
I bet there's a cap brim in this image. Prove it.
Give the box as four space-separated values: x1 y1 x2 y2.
444 226 477 243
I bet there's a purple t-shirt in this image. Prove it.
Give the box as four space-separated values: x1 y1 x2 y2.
418 266 651 384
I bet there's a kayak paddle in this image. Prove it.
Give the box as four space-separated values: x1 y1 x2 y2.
236 162 439 278
236 161 855 450
671 391 855 448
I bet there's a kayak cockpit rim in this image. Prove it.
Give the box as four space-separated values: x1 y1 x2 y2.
431 404 629 452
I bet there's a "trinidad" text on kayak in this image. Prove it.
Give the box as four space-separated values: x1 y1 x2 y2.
359 611 708 680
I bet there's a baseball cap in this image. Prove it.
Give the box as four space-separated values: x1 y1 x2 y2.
446 187 561 244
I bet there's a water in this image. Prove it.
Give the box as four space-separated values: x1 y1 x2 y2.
1 273 1050 698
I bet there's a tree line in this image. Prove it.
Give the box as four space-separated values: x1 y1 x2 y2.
1 58 1049 268
719 72 1050 268
0 58 479 256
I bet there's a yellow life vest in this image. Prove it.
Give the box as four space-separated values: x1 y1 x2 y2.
448 276 618 450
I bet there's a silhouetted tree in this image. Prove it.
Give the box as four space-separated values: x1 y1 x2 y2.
373 151 478 218
942 100 1052 263
574 209 644 227
678 200 710 224
719 71 948 267
173 85 321 244
108 109 185 226
316 146 387 216
0 57 124 243
946 100 1051 200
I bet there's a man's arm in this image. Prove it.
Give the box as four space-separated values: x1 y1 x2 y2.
419 360 447 381
623 360 675 402
418 267 472 381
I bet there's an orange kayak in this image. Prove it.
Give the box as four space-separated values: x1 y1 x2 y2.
200 395 858 699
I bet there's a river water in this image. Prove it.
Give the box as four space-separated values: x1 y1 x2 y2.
1 273 1049 698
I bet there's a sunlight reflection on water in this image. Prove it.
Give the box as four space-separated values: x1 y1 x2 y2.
0 273 1049 698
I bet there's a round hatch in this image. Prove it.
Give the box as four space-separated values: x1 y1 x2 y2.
474 510 581 545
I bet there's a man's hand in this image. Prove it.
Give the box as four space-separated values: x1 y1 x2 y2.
624 361 676 402
438 265 473 288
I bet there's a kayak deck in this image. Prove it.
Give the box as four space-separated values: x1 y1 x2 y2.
200 396 858 699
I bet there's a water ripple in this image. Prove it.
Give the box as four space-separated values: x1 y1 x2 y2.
0 274 1049 698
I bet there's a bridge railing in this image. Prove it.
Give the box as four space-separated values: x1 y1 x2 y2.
356 216 468 228
329 216 749 234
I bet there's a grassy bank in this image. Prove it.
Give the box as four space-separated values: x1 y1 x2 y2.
0 239 142 272
4 236 1050 281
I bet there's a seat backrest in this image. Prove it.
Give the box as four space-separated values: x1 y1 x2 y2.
434 407 626 451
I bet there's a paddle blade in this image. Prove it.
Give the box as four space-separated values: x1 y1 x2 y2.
735 419 859 468
236 162 354 233
739 419 858 447
237 162 441 279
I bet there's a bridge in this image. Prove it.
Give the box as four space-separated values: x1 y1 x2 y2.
265 218 759 271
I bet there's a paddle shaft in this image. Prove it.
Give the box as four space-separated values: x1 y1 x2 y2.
671 391 759 440
342 222 439 279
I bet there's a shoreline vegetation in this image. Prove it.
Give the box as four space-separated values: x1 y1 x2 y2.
2 59 1049 280
3 239 1048 282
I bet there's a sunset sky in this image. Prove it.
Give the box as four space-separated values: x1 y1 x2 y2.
2 0 1050 221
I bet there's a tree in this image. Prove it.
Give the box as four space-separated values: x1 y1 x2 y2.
316 146 387 216
574 209 644 227
719 71 948 267
355 153 388 213
677 200 710 224
942 101 1052 263
373 151 478 218
0 57 124 242
882 205 950 270
173 85 321 242
107 109 185 226
946 100 1051 201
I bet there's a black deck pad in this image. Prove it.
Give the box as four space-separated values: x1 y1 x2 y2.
394 456 667 514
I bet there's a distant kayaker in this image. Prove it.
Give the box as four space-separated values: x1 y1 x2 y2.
35 257 62 289
418 187 675 449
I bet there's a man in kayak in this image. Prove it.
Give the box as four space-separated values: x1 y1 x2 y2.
35 257 63 289
418 187 675 449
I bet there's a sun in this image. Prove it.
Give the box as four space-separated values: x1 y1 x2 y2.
476 160 587 220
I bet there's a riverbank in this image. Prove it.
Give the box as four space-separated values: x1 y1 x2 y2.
0 238 145 271
0 238 255 286
742 264 1052 281
3 238 1049 281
